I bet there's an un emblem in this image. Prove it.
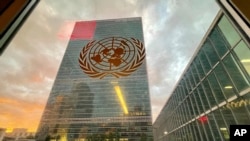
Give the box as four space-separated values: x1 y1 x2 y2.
79 37 145 79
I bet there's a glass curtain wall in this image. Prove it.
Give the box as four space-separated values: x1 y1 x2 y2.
153 12 250 141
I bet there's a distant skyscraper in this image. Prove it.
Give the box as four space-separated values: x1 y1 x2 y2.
37 17 153 141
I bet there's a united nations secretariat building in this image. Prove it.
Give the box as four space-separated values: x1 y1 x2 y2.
153 1 250 141
36 17 153 141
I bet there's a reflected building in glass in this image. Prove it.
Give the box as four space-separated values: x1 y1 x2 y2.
153 10 250 141
36 17 153 141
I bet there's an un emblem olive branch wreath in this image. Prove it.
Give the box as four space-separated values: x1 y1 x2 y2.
112 38 145 78
79 40 106 78
78 37 145 79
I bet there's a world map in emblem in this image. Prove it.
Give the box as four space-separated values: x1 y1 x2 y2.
79 37 146 79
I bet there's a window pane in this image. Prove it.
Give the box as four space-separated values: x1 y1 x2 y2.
191 63 200 85
207 72 226 104
198 50 211 74
214 64 236 99
242 92 250 113
227 98 250 124
194 57 205 80
183 101 192 121
184 76 192 93
193 89 204 114
207 112 224 141
234 40 250 76
223 54 249 92
196 120 209 141
197 85 210 111
202 40 220 67
220 107 237 127
179 104 188 124
209 26 230 57
202 115 214 141
187 70 196 89
186 97 195 119
180 80 189 96
190 93 199 116
176 87 184 102
218 16 241 47
185 124 197 141
191 121 202 141
202 80 217 107
213 110 230 141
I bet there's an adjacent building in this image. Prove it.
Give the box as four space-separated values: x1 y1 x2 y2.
2 128 35 141
36 17 153 141
153 8 250 141
0 128 6 141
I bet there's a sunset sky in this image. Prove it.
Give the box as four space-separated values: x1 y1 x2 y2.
0 0 219 132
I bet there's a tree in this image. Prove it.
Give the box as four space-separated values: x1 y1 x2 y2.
45 135 51 141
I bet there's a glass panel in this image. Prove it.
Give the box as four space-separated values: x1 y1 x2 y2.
214 64 236 99
218 16 241 47
184 76 192 93
242 92 250 113
188 69 196 89
180 80 189 96
186 125 195 141
202 80 217 107
190 93 199 116
186 97 196 118
191 63 200 85
184 98 193 120
172 95 177 111
213 110 230 141
169 117 174 131
202 40 220 67
201 115 214 141
209 26 230 57
223 54 249 92
198 50 211 74
180 127 188 141
234 40 250 76
207 112 224 141
207 72 226 104
197 85 210 111
193 89 204 114
177 108 183 126
196 120 209 141
191 121 202 141
220 107 237 128
182 104 190 124
224 97 250 124
179 89 185 103
194 57 205 80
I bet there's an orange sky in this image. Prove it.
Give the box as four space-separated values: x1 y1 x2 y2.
0 97 45 132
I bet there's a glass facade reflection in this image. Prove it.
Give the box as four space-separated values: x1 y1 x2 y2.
153 11 250 141
36 18 153 141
